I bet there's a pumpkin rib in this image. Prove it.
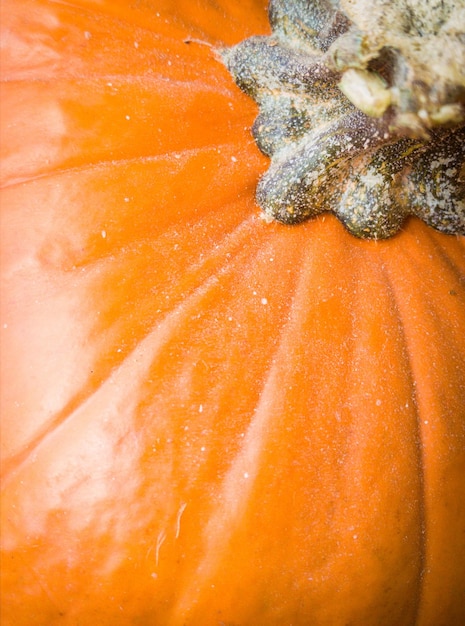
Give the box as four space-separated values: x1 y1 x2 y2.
2 0 262 84
379 229 465 625
429 239 465 288
169 248 318 621
379 264 427 625
324 230 431 625
1 211 281 482
1 219 308 603
0 74 237 92
1 42 220 85
1 266 228 482
6 0 194 46
167 221 434 625
0 80 251 187
0 141 254 191
0 144 265 287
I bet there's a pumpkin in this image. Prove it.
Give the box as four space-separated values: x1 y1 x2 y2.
1 1 464 625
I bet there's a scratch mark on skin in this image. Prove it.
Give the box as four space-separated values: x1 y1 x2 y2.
155 530 167 567
175 502 187 539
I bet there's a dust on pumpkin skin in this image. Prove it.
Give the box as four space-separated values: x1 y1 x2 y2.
221 0 465 238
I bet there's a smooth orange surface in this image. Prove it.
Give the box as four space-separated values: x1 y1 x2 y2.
1 1 465 625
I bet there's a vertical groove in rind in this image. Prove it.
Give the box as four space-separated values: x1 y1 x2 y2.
379 260 429 626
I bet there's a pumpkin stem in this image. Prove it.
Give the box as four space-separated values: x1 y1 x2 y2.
220 0 465 239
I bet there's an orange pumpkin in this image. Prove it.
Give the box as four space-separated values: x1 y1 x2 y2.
1 1 464 625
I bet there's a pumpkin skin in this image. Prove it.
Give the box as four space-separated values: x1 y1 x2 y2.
1 0 465 624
